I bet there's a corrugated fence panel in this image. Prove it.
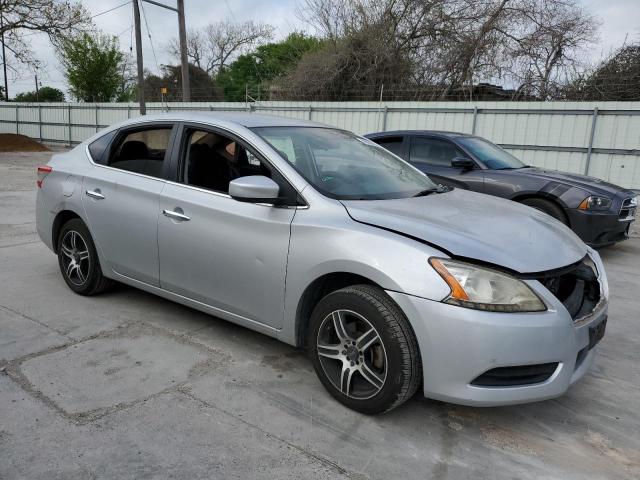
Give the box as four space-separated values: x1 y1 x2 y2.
1 101 639 189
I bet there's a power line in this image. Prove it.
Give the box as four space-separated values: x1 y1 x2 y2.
139 0 161 74
91 1 133 20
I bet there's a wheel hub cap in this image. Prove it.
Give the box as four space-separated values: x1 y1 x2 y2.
316 309 388 400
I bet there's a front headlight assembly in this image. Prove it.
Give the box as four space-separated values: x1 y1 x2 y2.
578 195 612 211
429 258 547 313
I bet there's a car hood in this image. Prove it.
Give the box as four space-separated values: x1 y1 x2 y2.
514 167 634 197
342 189 587 274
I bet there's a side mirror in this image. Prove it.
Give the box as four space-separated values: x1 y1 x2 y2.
229 175 280 203
451 157 475 170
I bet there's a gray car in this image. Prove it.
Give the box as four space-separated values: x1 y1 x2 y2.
36 113 609 414
366 131 637 247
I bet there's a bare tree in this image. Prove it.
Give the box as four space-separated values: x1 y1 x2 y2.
501 0 599 99
0 0 90 70
293 0 599 100
168 20 274 76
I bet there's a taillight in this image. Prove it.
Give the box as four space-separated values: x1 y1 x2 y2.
37 166 53 188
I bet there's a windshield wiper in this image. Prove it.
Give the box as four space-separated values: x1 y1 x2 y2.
412 188 439 197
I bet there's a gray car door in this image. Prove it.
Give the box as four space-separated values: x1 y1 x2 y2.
82 124 176 286
157 125 296 329
408 136 484 192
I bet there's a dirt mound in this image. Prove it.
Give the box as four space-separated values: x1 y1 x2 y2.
0 134 50 152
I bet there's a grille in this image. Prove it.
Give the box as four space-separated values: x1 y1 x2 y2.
534 259 601 322
619 197 637 221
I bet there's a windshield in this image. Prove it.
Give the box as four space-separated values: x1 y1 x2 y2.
458 137 526 170
251 127 438 200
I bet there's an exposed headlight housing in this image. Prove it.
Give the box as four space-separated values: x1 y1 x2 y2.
578 195 612 211
629 196 638 207
429 258 547 313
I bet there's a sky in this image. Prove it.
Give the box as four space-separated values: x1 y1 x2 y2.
5 0 640 97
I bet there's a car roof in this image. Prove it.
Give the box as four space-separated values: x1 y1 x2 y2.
365 130 474 139
117 111 322 129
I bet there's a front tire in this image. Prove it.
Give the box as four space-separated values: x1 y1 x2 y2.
520 198 567 224
57 218 113 296
308 285 422 414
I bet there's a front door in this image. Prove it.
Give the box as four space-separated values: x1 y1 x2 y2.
157 126 297 328
82 124 176 286
408 136 484 192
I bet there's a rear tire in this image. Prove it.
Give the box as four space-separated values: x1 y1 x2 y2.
520 198 567 224
308 285 422 414
57 218 113 296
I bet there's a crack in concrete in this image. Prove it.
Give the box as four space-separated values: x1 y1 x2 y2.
0 318 233 426
178 387 356 479
0 303 72 338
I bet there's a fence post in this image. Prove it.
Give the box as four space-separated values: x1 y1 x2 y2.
68 103 72 146
382 106 389 131
38 104 42 142
127 104 132 119
95 104 99 133
584 106 598 175
307 105 312 120
15 104 19 134
471 106 478 135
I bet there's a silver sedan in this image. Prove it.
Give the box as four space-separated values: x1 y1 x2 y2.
35 113 609 414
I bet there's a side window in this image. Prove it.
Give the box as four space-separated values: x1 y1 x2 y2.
107 127 173 178
374 136 405 158
410 138 463 167
182 129 300 204
88 130 117 165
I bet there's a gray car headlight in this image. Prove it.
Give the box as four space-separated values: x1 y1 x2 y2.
429 258 547 312
578 195 612 211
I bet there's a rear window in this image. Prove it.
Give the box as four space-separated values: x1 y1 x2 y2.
88 130 117 165
373 136 405 158
106 127 173 178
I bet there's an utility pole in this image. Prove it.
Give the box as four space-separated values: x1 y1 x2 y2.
139 0 190 103
35 74 39 102
133 0 146 114
176 0 190 102
0 15 8 101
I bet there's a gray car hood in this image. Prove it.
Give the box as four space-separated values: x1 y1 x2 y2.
342 189 587 274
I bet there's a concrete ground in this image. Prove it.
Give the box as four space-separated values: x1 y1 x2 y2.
1 150 639 480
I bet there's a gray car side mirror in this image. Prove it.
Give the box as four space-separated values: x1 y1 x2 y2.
451 157 475 170
229 176 280 203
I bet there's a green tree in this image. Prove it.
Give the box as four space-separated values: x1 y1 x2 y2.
15 86 65 102
57 33 126 102
216 33 324 101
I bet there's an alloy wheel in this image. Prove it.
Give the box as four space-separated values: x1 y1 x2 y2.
60 230 90 286
316 309 387 400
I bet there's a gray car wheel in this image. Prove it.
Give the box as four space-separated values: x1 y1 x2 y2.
520 198 568 224
308 284 422 414
57 218 113 296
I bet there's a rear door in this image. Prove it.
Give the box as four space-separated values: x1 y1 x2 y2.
82 123 176 286
408 136 484 192
157 124 298 328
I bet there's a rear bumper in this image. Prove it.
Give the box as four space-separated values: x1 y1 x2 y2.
387 271 607 406
566 209 633 247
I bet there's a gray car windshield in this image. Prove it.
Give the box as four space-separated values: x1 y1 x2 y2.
458 137 526 170
252 127 438 200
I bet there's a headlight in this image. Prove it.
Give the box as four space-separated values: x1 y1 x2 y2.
578 195 612 211
429 258 546 312
629 196 638 207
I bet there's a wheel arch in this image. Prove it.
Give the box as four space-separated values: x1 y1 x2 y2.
295 272 383 348
511 193 570 226
51 210 83 253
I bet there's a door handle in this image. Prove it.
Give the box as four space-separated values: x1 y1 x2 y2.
163 209 191 221
85 189 105 200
